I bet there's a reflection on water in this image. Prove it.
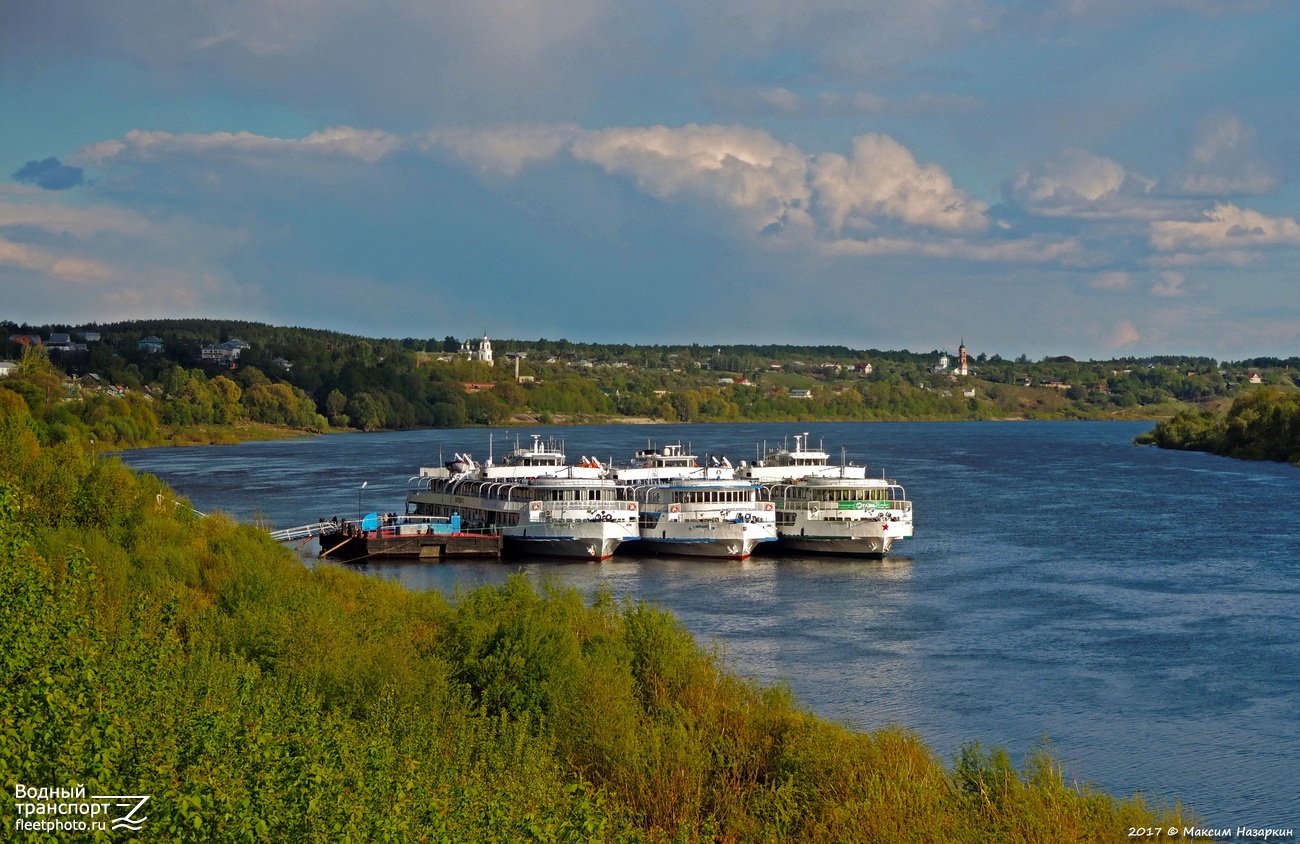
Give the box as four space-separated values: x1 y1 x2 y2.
119 421 1300 828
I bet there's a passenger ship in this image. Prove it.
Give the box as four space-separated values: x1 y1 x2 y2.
736 433 913 556
632 478 777 560
608 442 772 559
405 435 638 560
608 442 732 484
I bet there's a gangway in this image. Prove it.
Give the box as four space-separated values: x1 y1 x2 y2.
267 521 336 543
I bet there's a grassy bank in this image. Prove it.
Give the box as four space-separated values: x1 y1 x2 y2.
1 392 1198 841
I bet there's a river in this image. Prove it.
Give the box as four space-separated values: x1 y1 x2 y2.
119 421 1300 829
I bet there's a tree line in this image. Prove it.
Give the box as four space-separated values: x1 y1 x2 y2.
1137 387 1300 465
5 319 1298 436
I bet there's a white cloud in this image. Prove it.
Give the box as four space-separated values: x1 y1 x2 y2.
704 86 981 119
423 124 581 176
1105 320 1141 349
570 124 813 230
0 180 261 324
75 127 405 166
0 0 621 125
70 123 1126 269
0 185 153 237
433 123 990 238
1144 250 1261 268
1149 270 1187 297
1149 203 1300 251
825 234 1077 263
1005 149 1157 218
810 134 988 234
0 236 113 283
1164 115 1277 197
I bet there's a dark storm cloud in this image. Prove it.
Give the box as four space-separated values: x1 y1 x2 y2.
12 157 84 190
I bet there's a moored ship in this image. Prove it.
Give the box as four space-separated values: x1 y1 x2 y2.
765 474 912 556
405 435 638 560
737 433 913 556
632 477 776 560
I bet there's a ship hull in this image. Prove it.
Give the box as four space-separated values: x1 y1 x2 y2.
773 534 894 556
503 534 629 561
772 514 910 557
636 520 776 560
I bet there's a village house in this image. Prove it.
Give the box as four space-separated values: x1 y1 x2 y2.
201 340 248 362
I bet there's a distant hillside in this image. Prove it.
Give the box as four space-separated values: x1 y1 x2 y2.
4 318 1298 436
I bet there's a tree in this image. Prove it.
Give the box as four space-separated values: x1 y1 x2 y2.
346 392 385 431
325 389 349 427
210 375 243 423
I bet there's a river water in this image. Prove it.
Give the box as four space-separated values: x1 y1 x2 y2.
119 421 1300 829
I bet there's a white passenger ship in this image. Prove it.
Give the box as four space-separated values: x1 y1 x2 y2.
608 442 732 484
405 435 638 560
632 478 776 560
736 433 913 556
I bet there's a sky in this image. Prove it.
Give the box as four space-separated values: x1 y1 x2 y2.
2 1 1298 360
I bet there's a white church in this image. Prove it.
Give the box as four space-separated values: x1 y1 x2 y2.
460 332 494 367
934 339 970 376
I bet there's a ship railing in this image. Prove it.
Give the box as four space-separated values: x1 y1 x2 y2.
271 514 468 542
531 500 640 521
775 499 911 513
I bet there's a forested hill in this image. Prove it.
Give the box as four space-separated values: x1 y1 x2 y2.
4 318 1298 440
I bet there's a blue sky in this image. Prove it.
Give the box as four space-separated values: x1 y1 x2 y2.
2 1 1298 360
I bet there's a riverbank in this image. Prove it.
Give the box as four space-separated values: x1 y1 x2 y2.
156 420 322 446
145 406 1172 451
